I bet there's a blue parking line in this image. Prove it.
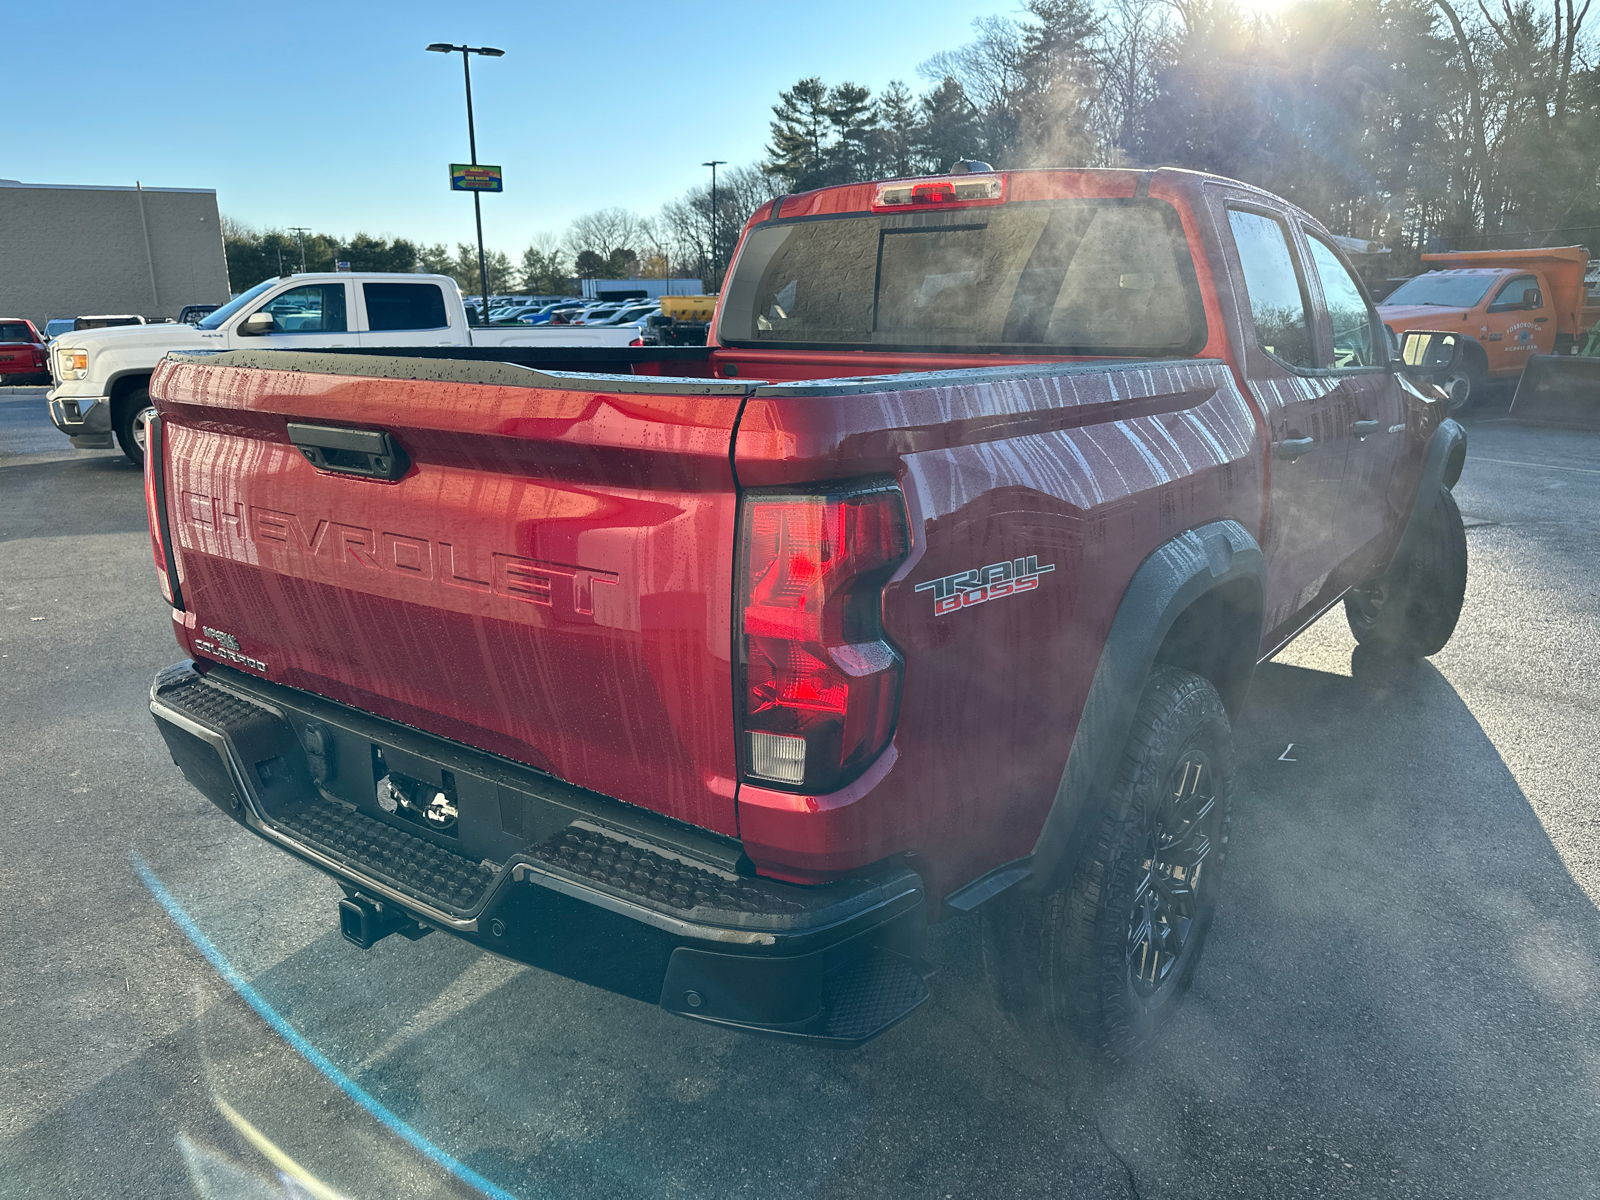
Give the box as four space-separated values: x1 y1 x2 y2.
130 851 525 1200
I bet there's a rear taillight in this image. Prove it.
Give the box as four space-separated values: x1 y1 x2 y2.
143 413 184 609
737 483 908 792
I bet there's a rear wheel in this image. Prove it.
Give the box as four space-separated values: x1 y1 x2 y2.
114 387 155 467
1346 485 1467 658
983 666 1234 1058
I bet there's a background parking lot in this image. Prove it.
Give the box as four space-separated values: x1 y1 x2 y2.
2 383 1597 1199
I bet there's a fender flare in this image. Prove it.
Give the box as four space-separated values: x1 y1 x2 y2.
1390 417 1466 573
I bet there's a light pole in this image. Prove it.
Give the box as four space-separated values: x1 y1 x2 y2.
702 160 726 291
288 227 310 274
427 42 504 321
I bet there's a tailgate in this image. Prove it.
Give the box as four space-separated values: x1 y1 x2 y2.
151 351 753 836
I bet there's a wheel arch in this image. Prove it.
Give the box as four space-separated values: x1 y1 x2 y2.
1019 519 1265 898
1388 417 1466 574
108 371 153 424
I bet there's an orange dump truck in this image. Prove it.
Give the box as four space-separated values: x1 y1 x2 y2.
1378 247 1600 408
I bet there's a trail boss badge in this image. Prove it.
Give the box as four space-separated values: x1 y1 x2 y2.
914 555 1056 615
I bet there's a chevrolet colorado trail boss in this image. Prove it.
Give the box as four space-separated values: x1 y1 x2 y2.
47 272 642 467
143 168 1468 1055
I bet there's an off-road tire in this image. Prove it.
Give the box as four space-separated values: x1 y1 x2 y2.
1345 485 1467 658
983 666 1234 1059
114 387 155 467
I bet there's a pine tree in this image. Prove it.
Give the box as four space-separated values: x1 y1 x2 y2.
764 77 834 190
875 80 924 177
826 82 877 183
918 77 982 173
1014 0 1106 166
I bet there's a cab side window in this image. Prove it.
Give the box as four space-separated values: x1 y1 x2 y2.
1227 208 1315 368
1305 234 1379 368
258 284 348 333
364 282 449 331
1489 275 1542 311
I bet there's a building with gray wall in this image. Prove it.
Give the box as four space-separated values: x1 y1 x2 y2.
0 180 230 328
579 278 705 301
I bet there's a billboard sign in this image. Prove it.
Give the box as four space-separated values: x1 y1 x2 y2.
450 164 503 192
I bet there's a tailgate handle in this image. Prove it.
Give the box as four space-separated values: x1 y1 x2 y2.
287 422 410 481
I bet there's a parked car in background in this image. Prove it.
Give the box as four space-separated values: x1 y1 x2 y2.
571 304 624 325
46 272 644 465
595 302 661 327
178 304 221 325
141 165 1469 1055
490 304 545 324
74 314 145 331
43 318 76 341
515 300 581 325
0 318 51 384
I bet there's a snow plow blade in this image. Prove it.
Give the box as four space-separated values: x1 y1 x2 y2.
1509 355 1600 430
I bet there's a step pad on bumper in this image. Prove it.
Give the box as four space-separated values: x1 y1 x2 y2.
822 950 930 1043
529 824 805 918
276 799 495 917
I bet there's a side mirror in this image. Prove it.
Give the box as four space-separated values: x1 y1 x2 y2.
1526 288 1542 309
1391 329 1463 376
238 311 276 337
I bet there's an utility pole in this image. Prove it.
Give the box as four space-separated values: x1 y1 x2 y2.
288 227 310 274
428 42 505 321
702 160 726 291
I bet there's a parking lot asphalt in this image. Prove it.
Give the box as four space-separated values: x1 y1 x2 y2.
2 384 1597 1199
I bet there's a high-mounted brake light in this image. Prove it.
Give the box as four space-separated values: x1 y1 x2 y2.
872 174 1005 212
143 412 184 610
737 484 908 792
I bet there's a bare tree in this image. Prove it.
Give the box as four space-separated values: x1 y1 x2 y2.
1099 0 1174 156
563 208 645 260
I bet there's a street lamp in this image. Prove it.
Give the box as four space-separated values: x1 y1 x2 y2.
427 42 505 321
702 160 726 291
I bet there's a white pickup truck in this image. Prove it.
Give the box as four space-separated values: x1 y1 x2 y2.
46 272 643 464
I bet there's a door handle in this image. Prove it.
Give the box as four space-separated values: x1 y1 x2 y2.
1275 437 1315 460
288 422 411 481
1535 316 1549 323
1352 419 1379 436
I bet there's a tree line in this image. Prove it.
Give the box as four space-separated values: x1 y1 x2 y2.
754 0 1600 265
225 0 1600 296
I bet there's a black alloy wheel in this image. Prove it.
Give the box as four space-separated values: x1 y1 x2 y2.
1125 743 1219 997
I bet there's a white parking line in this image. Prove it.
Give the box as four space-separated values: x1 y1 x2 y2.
1469 456 1600 477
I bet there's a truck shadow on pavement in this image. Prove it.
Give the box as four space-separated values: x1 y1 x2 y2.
12 648 1597 1199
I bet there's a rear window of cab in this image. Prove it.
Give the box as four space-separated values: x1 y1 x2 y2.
719 198 1207 357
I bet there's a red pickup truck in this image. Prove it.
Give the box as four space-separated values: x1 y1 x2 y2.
144 167 1468 1056
0 318 50 384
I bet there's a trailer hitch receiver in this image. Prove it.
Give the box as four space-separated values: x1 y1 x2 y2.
338 894 432 949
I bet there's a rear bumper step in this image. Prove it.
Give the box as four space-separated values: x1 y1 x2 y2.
149 661 929 1045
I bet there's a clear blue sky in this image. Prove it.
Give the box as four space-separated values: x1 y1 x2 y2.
4 1 1011 254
